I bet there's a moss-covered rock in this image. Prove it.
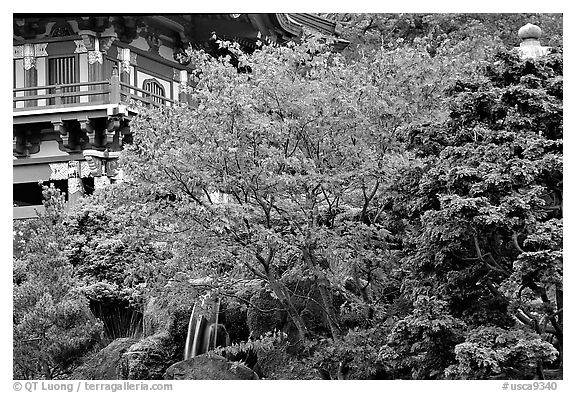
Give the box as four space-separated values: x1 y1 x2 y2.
255 346 319 380
70 338 137 380
246 289 287 339
122 332 180 380
164 353 259 380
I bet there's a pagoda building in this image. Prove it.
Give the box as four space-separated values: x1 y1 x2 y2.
12 14 344 219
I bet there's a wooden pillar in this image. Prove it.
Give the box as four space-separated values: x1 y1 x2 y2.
67 161 84 207
109 66 121 104
87 38 104 102
118 47 131 90
23 44 37 108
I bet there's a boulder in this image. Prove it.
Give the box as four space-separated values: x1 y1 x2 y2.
122 332 179 380
246 289 286 339
70 338 137 380
164 354 259 380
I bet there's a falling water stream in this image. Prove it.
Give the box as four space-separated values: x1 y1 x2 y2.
184 298 225 360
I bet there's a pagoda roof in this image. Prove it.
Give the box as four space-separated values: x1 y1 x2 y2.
13 13 346 49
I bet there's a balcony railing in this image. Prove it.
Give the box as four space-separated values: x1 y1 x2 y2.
13 73 176 112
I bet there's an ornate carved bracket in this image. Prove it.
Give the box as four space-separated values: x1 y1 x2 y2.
13 128 40 156
74 40 88 54
83 154 103 177
143 28 161 54
109 115 132 147
112 16 144 44
13 135 25 156
53 120 74 151
14 43 49 60
83 149 121 179
79 118 96 147
99 35 117 53
77 16 111 34
13 18 48 39
106 117 120 141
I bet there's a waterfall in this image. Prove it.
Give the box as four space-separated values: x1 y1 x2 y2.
184 298 229 360
183 303 196 360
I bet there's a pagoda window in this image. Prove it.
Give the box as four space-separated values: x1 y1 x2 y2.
142 78 165 105
48 55 78 105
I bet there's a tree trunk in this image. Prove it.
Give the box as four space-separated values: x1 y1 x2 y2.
351 261 374 320
266 272 309 342
302 245 342 340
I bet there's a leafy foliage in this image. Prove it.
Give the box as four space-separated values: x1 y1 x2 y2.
12 14 563 381
446 326 558 379
382 47 562 378
13 186 103 379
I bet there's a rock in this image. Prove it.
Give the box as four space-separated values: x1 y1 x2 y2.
142 297 171 336
122 332 179 380
221 301 250 343
143 296 193 339
164 354 259 380
71 338 137 380
246 289 286 339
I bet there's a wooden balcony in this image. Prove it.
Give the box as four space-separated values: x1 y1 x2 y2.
13 71 177 117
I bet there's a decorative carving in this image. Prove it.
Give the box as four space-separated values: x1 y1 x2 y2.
68 178 83 195
13 135 25 155
88 50 103 64
13 45 24 59
53 121 72 150
84 154 103 176
68 161 81 178
79 119 94 134
13 127 41 156
112 16 143 44
50 21 74 37
80 119 96 147
23 56 36 70
52 121 64 134
23 43 36 70
74 40 88 54
80 161 92 178
106 159 120 178
34 43 48 57
83 149 121 179
13 18 48 39
23 44 35 57
99 35 116 53
117 48 132 74
77 16 111 34
107 116 121 131
145 32 161 54
80 34 96 51
174 48 191 65
49 162 69 180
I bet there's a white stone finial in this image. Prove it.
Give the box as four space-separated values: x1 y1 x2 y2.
517 23 550 59
518 23 542 40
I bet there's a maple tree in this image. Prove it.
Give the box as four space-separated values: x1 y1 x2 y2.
12 14 563 380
